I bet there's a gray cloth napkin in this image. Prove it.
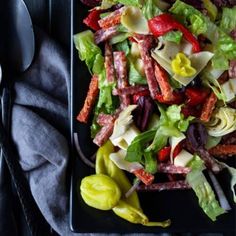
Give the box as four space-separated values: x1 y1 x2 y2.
11 30 72 236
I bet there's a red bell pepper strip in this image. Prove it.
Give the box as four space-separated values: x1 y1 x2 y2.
83 9 102 31
148 14 201 53
132 169 154 185
155 91 183 105
158 146 171 162
185 87 209 106
173 142 183 158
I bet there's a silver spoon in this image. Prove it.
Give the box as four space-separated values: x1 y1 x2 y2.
0 0 50 234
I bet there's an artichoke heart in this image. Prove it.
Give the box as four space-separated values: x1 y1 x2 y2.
206 107 236 137
121 6 149 35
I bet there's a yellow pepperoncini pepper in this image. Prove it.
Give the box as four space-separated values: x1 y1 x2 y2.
80 141 171 227
80 174 121 210
171 52 196 77
95 140 141 210
113 200 171 227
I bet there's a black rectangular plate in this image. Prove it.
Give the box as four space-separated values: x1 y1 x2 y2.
70 0 236 233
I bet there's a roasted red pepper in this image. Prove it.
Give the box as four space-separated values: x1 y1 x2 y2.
158 146 171 162
185 87 209 106
148 14 201 53
133 169 154 185
155 91 183 105
173 142 183 158
133 90 150 104
83 9 102 31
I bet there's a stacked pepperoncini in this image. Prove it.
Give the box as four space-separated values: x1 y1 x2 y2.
80 141 171 227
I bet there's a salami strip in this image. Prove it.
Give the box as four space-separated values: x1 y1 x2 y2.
200 92 217 122
77 75 99 123
94 26 118 44
159 163 191 174
113 85 148 96
97 113 115 126
132 169 154 185
197 148 222 173
229 60 236 78
105 42 116 83
154 62 173 101
137 181 191 192
93 122 114 146
98 7 125 28
113 51 131 107
209 144 236 157
136 35 160 99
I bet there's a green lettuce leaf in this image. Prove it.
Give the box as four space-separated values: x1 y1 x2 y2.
170 0 236 70
114 40 130 55
146 105 194 152
187 156 225 221
220 6 236 34
202 0 218 22
144 152 158 174
170 0 207 36
187 169 225 221
128 58 147 85
97 70 117 113
118 0 141 7
162 31 183 44
101 0 141 7
187 155 205 171
142 0 162 20
125 129 156 162
74 30 104 74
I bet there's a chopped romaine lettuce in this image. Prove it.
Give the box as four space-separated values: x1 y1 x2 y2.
146 105 194 152
202 0 218 22
125 129 156 163
115 40 130 55
144 152 158 174
128 58 147 85
220 6 236 35
118 0 141 7
74 30 104 74
142 0 162 20
162 31 183 44
187 169 225 221
110 33 131 45
97 70 117 113
187 156 225 221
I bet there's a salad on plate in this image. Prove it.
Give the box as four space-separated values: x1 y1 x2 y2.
74 0 236 227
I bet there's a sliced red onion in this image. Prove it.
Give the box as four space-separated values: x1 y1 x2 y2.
208 171 231 211
73 133 95 168
125 180 141 198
